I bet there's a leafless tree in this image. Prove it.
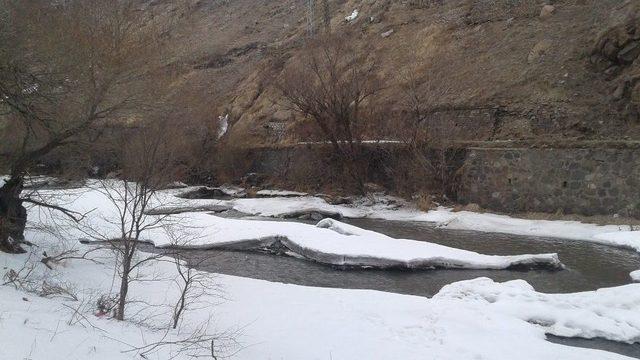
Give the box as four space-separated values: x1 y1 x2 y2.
0 0 186 253
90 119 183 321
171 255 224 330
278 34 382 193
395 66 462 201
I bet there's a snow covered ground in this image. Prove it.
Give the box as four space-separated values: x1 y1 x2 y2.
32 182 562 271
35 181 639 274
164 188 640 273
2 227 639 359
167 186 639 247
2 180 640 359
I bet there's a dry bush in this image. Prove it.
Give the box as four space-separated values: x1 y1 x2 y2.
415 191 434 211
278 32 383 194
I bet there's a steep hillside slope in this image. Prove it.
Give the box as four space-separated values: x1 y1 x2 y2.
166 0 640 145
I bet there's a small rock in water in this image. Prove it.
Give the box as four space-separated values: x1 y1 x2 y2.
309 212 325 221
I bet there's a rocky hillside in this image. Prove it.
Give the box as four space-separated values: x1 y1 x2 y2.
165 0 640 146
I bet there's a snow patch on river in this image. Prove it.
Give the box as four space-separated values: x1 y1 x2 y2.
36 184 562 271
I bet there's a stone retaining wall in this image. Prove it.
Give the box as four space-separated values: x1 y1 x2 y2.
457 148 640 217
245 144 640 217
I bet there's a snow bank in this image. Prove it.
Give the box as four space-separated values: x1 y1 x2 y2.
44 184 562 271
593 231 640 252
631 270 640 282
3 182 640 359
435 277 640 344
1 232 636 360
255 189 308 197
177 191 636 247
33 181 638 269
214 195 639 253
229 196 365 218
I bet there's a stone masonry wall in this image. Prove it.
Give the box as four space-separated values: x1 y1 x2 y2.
457 148 640 217
245 145 640 217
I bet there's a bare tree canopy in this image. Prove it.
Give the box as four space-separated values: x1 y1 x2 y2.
278 34 383 193
0 0 186 253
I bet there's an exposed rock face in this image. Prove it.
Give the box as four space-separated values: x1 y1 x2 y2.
618 41 640 63
159 0 640 145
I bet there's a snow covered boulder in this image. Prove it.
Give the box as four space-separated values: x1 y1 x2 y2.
177 186 245 200
345 9 358 22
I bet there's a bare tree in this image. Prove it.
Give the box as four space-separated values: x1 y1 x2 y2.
171 255 223 330
278 34 382 193
94 120 182 321
0 0 184 253
395 66 462 201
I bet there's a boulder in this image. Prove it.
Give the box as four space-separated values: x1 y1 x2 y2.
539 5 555 19
617 41 640 63
243 172 267 187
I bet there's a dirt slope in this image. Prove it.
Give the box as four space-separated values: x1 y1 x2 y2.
164 0 640 145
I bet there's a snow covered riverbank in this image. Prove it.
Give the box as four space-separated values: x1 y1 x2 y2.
165 186 640 278
2 180 639 359
2 228 639 359
167 186 639 248
35 183 562 271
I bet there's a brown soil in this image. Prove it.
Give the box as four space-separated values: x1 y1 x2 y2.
160 0 640 146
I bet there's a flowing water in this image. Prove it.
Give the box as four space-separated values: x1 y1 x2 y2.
171 217 640 296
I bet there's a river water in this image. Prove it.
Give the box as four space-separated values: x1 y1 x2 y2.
172 217 640 296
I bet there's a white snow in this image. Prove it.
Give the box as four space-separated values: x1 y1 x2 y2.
435 277 640 344
345 9 359 22
2 181 640 359
255 189 308 197
33 184 562 270
217 114 229 139
50 181 639 262
381 29 394 38
593 231 640 252
218 196 640 252
1 235 637 360
230 196 364 217
631 270 640 282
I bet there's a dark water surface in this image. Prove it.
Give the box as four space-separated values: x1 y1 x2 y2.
171 217 640 297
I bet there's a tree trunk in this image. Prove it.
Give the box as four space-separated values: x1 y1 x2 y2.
115 256 131 320
0 177 27 254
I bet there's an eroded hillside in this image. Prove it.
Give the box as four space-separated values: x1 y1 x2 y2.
165 0 640 146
